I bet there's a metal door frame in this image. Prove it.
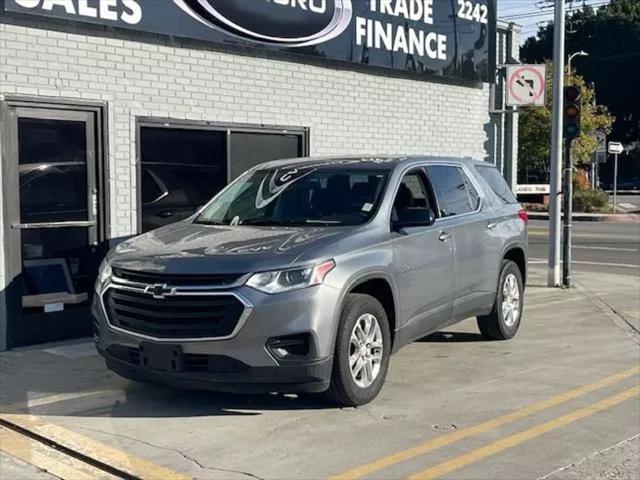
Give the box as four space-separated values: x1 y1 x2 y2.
0 96 108 349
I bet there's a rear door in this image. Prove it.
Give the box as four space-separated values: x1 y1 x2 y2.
392 168 454 341
425 164 498 320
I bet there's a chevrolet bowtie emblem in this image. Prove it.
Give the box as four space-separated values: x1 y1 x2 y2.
145 283 175 299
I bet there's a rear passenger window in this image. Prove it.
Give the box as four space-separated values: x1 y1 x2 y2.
475 165 518 204
426 165 478 217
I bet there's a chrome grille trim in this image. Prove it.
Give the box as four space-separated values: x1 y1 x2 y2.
99 277 253 342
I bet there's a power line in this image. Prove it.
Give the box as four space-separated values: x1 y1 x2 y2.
500 0 609 20
501 2 608 21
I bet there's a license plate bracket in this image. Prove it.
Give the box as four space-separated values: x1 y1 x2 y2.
140 342 183 372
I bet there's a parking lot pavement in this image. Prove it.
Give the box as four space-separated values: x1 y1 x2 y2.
0 452 59 480
1 265 639 480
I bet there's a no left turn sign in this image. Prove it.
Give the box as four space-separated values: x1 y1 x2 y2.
506 64 546 107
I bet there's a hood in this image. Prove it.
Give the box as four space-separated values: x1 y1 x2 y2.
109 221 354 274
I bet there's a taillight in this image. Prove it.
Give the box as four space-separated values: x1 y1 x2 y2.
518 209 528 224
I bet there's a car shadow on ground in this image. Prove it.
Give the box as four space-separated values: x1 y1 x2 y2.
69 383 340 418
3 329 490 420
418 331 486 343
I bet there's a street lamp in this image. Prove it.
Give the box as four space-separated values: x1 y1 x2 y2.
567 51 588 77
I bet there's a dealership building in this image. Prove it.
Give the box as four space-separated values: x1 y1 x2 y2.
0 0 518 350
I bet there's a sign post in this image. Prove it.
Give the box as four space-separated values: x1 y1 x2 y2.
562 139 573 287
594 129 606 188
608 141 624 213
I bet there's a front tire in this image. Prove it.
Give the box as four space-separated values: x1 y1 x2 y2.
477 260 524 340
326 293 391 406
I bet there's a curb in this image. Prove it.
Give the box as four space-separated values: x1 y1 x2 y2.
603 190 640 195
527 212 640 223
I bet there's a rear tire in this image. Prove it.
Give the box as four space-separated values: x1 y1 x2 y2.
326 293 391 407
477 260 523 340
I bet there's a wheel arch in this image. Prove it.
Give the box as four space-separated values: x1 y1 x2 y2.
340 272 399 351
503 245 527 287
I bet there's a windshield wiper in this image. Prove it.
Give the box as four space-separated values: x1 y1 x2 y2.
193 218 225 225
305 219 343 225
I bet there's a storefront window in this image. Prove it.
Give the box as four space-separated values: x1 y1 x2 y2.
139 127 227 232
229 132 301 180
139 125 305 232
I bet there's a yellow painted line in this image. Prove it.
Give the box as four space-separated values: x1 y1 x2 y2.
0 425 117 480
1 413 191 480
409 385 640 480
329 366 639 480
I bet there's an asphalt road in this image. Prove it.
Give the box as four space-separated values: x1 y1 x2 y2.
528 219 640 277
611 193 640 213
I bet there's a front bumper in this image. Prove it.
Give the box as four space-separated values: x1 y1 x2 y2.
98 347 332 393
93 283 341 393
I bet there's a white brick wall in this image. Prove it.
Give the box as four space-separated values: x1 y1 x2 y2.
0 19 490 298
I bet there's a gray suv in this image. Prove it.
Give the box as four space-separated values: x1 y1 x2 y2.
93 156 527 406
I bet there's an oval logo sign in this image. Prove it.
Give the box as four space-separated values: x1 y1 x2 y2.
174 0 352 47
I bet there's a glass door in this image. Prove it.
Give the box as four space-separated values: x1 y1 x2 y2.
7 107 100 347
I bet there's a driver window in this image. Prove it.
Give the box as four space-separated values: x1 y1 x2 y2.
393 171 431 218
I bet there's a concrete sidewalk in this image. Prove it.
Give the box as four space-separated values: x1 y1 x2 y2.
1 265 638 480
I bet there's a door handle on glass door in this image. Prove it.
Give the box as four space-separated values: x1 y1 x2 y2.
439 231 451 242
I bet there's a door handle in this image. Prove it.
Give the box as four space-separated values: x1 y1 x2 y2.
156 211 174 219
439 231 451 242
486 221 497 230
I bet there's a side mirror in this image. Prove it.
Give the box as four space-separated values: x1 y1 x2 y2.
393 207 436 230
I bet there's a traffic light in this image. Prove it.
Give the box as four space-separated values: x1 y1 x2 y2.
563 86 581 141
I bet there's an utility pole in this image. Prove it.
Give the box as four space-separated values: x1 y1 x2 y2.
548 0 566 287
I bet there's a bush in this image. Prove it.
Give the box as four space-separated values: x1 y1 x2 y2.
572 189 611 213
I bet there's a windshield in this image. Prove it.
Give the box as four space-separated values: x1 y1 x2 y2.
195 166 389 226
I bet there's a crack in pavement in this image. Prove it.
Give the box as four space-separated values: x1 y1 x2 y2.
74 425 266 480
575 280 640 344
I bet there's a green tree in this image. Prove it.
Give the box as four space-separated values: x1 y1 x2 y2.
518 63 613 183
519 0 640 185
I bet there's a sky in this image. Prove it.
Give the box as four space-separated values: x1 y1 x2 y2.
497 0 612 44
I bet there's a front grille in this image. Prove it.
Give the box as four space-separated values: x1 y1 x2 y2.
103 288 246 339
112 267 242 287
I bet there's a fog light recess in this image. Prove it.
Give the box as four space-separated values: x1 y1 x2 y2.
267 333 311 360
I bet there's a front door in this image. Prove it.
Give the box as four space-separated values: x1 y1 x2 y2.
3 106 102 347
425 164 497 319
392 168 454 342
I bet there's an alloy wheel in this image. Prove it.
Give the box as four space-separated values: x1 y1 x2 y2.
349 313 383 388
501 273 521 327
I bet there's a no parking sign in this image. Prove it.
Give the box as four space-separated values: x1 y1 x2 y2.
506 65 546 107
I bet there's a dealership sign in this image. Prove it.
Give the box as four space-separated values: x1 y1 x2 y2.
2 0 496 83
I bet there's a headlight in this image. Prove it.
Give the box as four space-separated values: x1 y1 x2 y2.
96 259 112 291
246 259 335 294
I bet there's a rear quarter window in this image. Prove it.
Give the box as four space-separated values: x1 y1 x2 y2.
475 166 518 204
